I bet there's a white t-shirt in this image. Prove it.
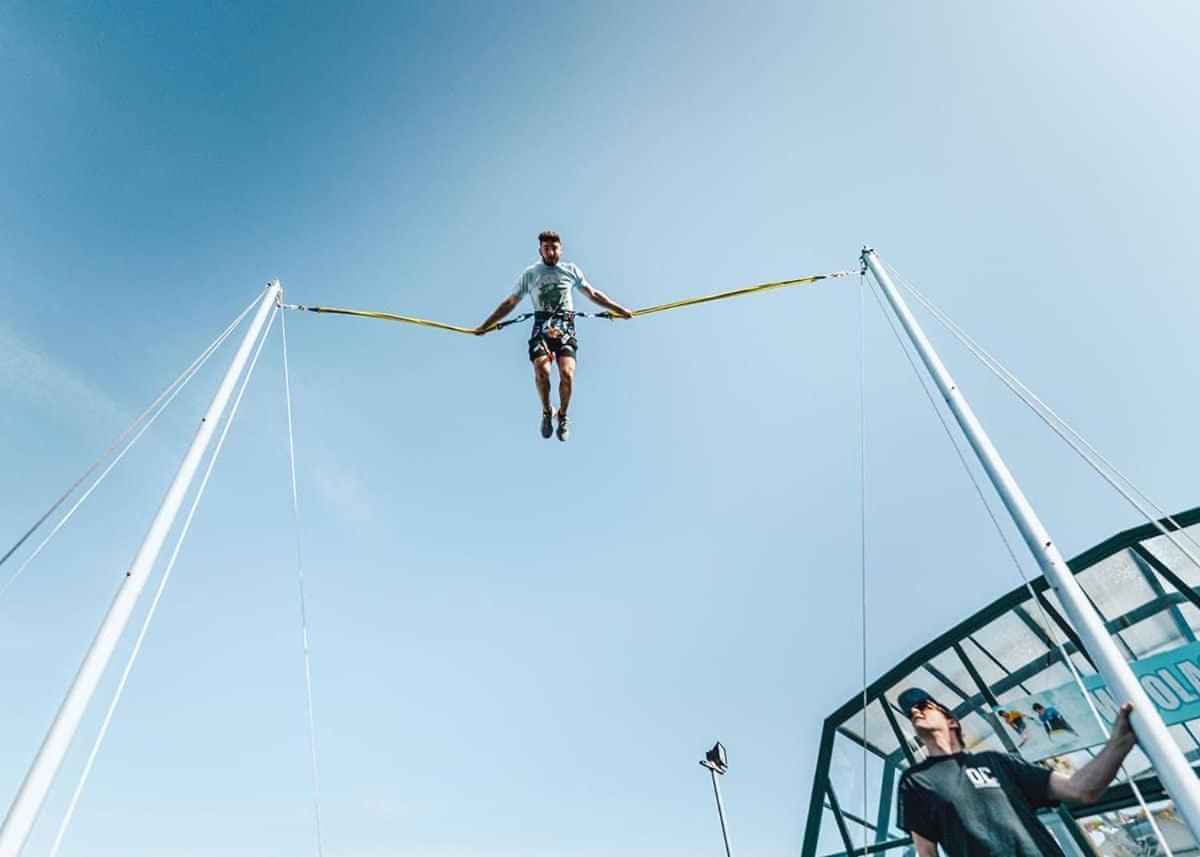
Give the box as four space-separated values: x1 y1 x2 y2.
512 262 591 313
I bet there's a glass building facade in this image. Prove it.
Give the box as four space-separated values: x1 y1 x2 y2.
803 508 1200 857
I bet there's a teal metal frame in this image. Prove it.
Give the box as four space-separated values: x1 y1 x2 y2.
801 506 1200 857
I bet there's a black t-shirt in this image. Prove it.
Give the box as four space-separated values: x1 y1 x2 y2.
897 751 1065 857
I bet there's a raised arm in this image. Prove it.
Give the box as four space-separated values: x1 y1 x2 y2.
581 285 634 319
1049 703 1137 804
474 294 521 335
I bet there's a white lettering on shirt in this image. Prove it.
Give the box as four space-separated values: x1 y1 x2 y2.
965 767 1001 789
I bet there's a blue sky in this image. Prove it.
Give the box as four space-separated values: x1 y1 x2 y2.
3 2 1200 855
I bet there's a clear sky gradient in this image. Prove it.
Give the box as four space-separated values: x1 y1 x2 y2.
2 3 1200 856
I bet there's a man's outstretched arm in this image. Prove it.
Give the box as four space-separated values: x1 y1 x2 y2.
581 285 634 319
1049 703 1137 804
475 294 521 335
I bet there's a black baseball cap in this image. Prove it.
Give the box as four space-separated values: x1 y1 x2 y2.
898 687 948 716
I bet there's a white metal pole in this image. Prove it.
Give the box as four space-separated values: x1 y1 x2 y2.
862 248 1200 838
0 281 282 857
710 770 733 857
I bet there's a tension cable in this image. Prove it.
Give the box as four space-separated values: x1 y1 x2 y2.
0 296 260 600
885 261 1200 572
48 305 280 857
280 306 327 857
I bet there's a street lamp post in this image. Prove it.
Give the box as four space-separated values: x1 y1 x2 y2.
699 742 733 857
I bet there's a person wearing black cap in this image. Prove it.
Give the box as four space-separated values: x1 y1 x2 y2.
896 687 1137 856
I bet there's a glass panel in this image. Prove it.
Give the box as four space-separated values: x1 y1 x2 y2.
972 612 1048 672
1069 650 1098 677
831 722 894 841
928 649 978 699
862 752 887 842
1129 546 1200 620
840 817 871 853
984 657 1080 696
1015 659 1077 695
1175 602 1200 639
1016 604 1058 642
1178 717 1200 742
996 684 1034 706
1123 610 1187 658
882 762 906 840
828 732 885 836
1143 522 1200 588
963 635 1012 685
828 733 861 813
1170 722 1200 754
1076 550 1157 621
814 805 851 856
838 698 902 757
1020 602 1082 654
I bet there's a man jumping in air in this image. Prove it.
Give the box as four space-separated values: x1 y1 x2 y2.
475 231 633 441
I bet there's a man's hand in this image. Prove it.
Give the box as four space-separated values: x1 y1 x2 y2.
1110 702 1136 750
473 326 488 336
614 306 635 319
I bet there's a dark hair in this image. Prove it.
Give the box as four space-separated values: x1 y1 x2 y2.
538 230 561 245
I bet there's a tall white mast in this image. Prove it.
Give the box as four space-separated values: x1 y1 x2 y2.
0 281 282 857
862 248 1200 839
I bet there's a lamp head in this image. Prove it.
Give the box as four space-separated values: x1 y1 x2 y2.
699 741 728 774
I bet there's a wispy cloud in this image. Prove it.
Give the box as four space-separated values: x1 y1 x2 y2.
0 319 126 427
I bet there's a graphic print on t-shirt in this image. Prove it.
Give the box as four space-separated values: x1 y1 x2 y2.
536 273 569 312
964 766 1001 789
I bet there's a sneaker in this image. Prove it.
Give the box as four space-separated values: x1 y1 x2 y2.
556 414 570 442
540 411 553 439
